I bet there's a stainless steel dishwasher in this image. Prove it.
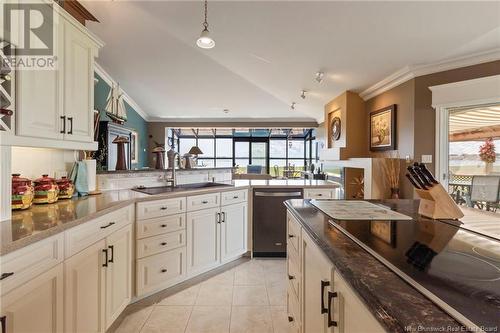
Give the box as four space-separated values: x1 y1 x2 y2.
252 188 303 257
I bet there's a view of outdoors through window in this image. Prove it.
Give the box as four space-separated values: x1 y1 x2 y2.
167 128 318 177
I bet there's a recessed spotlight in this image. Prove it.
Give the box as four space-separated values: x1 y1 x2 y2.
290 102 296 110
315 71 324 83
300 90 307 99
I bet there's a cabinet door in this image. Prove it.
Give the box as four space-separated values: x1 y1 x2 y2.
63 20 95 142
105 224 132 329
186 207 220 276
220 202 247 262
16 12 63 140
64 239 106 333
302 231 334 333
0 264 63 333
334 271 385 333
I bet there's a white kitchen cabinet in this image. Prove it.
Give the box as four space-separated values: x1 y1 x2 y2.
302 230 334 333
64 239 106 333
12 5 102 148
220 202 247 262
105 224 133 329
136 247 187 297
65 223 133 332
0 263 64 333
63 19 97 143
16 7 63 140
333 271 385 333
186 207 220 276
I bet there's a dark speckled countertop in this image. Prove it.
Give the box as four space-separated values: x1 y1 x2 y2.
285 199 468 333
1 179 337 256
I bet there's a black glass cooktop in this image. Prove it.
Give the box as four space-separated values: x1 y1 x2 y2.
329 216 500 330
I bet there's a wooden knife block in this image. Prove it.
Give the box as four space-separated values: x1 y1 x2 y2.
415 184 464 220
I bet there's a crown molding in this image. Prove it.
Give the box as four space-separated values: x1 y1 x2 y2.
360 48 500 101
94 62 150 121
148 117 319 128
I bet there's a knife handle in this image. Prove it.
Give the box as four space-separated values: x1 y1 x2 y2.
418 163 438 184
406 173 421 189
407 166 428 190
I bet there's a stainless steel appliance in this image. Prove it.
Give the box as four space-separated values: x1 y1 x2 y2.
252 188 303 257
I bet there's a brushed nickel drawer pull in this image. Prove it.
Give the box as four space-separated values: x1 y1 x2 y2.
0 272 14 280
160 242 167 246
161 268 167 273
202 200 209 204
288 234 295 238
233 195 239 199
288 316 294 322
288 274 295 280
160 206 168 210
161 224 167 227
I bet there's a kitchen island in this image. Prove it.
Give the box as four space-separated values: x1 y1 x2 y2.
285 199 499 333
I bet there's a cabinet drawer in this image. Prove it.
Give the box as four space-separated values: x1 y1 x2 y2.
136 230 186 259
221 189 247 206
0 234 64 296
136 214 185 239
136 197 186 220
304 188 335 199
65 205 133 258
287 212 301 257
287 251 301 299
187 192 220 212
136 247 186 296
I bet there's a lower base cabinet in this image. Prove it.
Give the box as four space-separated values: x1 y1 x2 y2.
220 202 247 263
0 264 64 333
287 210 385 333
65 224 133 333
136 247 187 296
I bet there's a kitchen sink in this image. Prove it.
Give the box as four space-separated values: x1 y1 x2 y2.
132 182 233 195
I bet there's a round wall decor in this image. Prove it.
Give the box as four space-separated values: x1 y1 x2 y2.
331 117 341 141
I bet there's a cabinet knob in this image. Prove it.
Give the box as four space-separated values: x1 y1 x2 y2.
288 234 295 238
161 224 167 228
161 269 168 273
288 274 295 280
288 316 294 322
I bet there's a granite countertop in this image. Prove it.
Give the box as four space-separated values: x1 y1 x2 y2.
284 199 463 333
1 179 337 256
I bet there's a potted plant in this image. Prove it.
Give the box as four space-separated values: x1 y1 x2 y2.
479 138 496 174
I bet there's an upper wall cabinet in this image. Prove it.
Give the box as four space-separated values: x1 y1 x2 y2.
2 2 103 150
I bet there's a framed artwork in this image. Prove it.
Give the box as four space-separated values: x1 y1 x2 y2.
131 130 139 164
370 104 396 151
330 117 341 142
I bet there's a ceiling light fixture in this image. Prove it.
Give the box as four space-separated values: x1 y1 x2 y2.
300 90 307 99
290 102 296 110
315 71 324 83
196 0 215 49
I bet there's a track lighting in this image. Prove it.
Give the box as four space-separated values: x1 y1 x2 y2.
290 102 296 110
300 90 307 99
315 71 324 83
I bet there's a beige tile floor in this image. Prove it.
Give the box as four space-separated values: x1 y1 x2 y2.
115 259 290 333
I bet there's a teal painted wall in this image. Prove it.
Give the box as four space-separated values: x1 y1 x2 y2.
94 72 148 169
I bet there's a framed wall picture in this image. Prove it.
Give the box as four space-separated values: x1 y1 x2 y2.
131 130 139 164
370 104 396 151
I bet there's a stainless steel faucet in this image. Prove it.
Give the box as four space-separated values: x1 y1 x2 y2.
165 152 180 188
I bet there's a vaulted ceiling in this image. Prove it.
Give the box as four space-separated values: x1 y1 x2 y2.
83 1 500 122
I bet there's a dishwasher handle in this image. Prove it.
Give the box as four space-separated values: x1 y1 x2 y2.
254 191 302 197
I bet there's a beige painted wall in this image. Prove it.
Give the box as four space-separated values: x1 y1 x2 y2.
364 60 500 199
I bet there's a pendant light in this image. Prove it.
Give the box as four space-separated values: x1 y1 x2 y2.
196 0 215 49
